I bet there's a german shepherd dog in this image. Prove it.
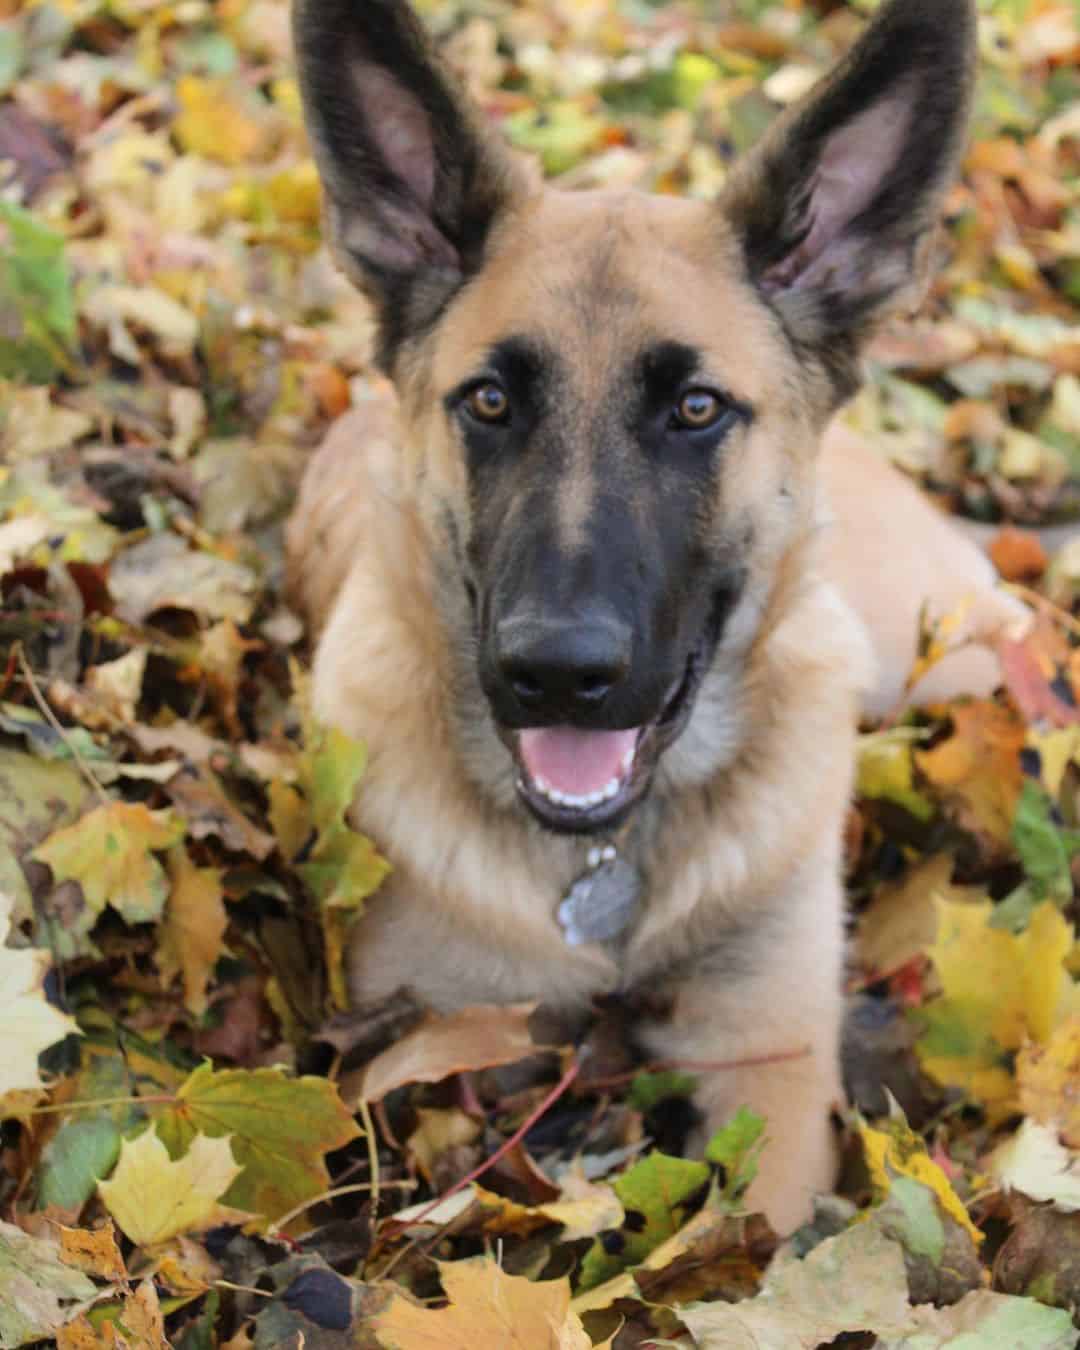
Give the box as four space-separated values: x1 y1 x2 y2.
287 0 1000 1230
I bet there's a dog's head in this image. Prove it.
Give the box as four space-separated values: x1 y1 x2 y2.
294 0 976 833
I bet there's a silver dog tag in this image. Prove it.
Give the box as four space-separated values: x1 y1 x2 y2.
558 856 642 946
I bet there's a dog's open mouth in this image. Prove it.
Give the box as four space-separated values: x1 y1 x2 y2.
508 643 704 833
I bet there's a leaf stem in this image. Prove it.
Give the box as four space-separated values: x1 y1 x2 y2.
14 643 111 807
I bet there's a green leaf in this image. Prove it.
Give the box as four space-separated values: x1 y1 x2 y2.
704 1106 766 1203
577 1151 709 1291
154 1062 360 1225
0 201 77 383
1011 781 1075 908
627 1069 698 1112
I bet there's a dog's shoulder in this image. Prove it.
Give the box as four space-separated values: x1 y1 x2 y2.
286 394 407 638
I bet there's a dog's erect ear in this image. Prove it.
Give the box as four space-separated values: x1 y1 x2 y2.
292 0 524 365
722 0 977 400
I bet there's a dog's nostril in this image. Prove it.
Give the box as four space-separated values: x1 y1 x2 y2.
577 674 614 703
510 673 545 705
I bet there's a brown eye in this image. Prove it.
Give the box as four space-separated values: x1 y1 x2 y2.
674 389 724 429
465 382 509 424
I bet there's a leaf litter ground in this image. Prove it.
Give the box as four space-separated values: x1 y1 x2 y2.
0 0 1078 1345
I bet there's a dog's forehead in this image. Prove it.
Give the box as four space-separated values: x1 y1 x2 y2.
432 187 786 402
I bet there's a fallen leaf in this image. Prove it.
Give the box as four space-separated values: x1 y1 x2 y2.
357 1004 546 1103
536 1163 625 1242
856 853 982 982
157 848 227 1017
858 1114 982 1245
0 1221 98 1348
98 1125 243 1247
992 1119 1080 1213
0 887 80 1102
577 1150 710 1291
680 1222 911 1349
371 1257 610 1350
56 1222 126 1283
108 533 258 625
916 701 1025 848
917 900 1080 1109
32 801 185 953
84 649 146 724
154 1062 360 1225
1018 1017 1080 1147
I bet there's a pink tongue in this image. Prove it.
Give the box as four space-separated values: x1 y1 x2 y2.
518 726 638 797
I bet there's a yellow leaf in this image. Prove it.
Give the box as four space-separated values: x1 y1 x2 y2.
98 1126 243 1248
858 1116 982 1246
158 848 227 1017
917 900 1079 1110
371 1257 604 1349
56 1221 126 1282
0 889 80 1100
1018 1016 1080 1148
32 802 185 948
174 76 275 165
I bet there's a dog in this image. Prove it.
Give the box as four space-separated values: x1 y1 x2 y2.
287 0 1018 1231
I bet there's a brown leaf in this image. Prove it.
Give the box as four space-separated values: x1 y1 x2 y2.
916 701 1025 847
994 1197 1080 1319
158 847 228 1017
163 764 276 860
353 1003 552 1103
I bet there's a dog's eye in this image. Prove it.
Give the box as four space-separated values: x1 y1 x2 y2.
672 389 726 431
464 382 510 424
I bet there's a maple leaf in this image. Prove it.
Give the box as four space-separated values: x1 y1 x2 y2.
153 1062 360 1226
0 888 80 1102
32 801 185 955
916 899 1080 1109
98 1125 243 1247
371 1258 612 1350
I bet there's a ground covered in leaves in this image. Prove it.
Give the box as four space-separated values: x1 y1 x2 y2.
0 0 1079 1345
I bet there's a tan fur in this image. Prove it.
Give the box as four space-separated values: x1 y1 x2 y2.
287 0 998 1234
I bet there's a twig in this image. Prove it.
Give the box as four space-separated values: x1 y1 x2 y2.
583 1043 812 1091
359 1097 381 1229
14 644 110 807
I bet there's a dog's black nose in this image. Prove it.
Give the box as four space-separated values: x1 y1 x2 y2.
495 612 632 717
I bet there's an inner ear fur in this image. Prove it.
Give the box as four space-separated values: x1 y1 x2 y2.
292 0 525 367
721 0 977 399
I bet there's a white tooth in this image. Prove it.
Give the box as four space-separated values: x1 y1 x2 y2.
621 749 635 772
587 847 601 867
535 776 550 795
601 779 619 801
602 844 616 862
565 793 582 807
586 791 602 806
549 789 566 805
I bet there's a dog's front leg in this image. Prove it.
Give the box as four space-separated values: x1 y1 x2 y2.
635 859 845 1235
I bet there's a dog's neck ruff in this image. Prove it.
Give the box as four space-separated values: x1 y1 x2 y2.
557 842 643 946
